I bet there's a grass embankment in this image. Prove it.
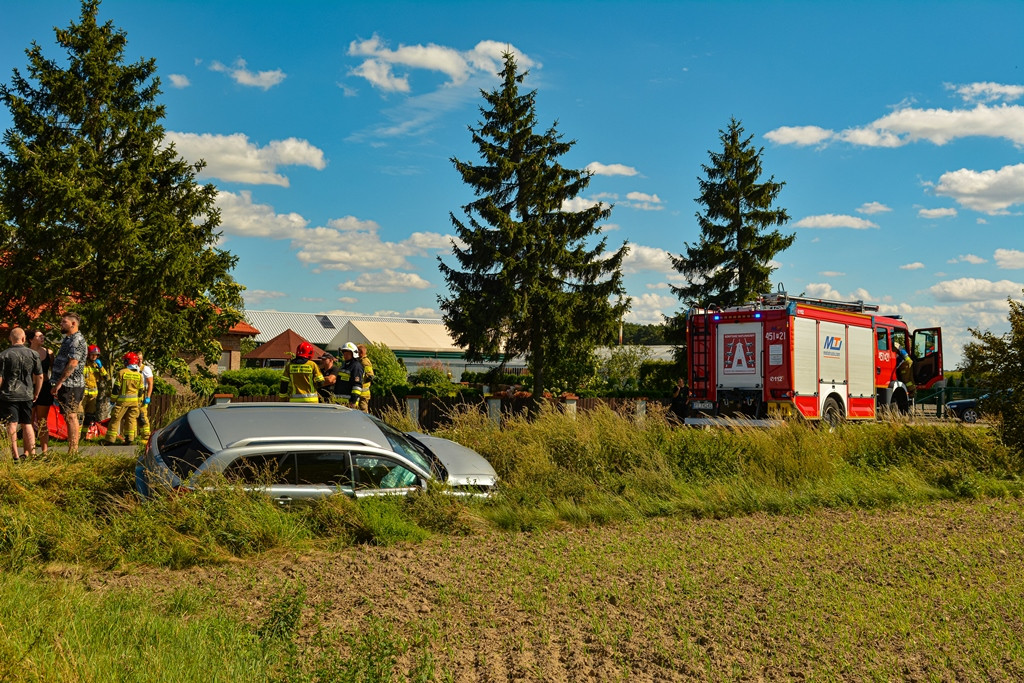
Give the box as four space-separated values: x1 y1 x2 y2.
1 405 1022 680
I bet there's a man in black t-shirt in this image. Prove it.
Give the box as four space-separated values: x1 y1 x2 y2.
0 328 44 460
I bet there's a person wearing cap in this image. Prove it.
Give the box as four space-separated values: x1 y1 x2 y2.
81 344 108 438
104 352 143 445
333 342 365 409
317 353 339 402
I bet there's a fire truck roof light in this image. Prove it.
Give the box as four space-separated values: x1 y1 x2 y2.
754 312 761 319
713 315 720 321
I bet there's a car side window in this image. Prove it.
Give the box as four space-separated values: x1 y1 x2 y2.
353 454 420 490
892 329 908 354
876 328 889 351
295 451 353 488
223 453 295 485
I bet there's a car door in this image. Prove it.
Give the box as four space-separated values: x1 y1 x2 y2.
912 327 943 389
222 450 353 505
352 451 426 498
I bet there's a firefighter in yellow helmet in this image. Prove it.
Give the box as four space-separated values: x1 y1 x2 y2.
279 342 324 403
104 352 143 445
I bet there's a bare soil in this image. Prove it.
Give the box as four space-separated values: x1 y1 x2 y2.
74 498 1024 681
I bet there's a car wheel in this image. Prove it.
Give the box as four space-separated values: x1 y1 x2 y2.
962 407 979 423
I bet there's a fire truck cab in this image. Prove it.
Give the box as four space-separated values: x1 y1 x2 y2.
685 291 943 425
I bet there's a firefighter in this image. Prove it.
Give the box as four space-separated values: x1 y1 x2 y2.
104 352 143 445
81 345 108 438
356 343 374 411
334 342 365 409
135 351 154 439
279 342 324 403
894 343 916 396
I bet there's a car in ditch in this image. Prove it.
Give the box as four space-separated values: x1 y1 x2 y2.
945 395 983 423
134 402 498 502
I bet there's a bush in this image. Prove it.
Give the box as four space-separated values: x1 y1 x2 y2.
152 375 176 395
219 368 283 388
213 384 237 396
238 383 273 397
366 342 407 397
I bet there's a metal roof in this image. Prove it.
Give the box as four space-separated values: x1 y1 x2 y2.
244 310 444 345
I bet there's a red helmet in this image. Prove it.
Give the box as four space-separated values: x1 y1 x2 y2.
296 342 315 360
123 352 140 365
88 345 101 355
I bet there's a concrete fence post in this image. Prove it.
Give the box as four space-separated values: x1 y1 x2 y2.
486 396 502 427
563 396 577 419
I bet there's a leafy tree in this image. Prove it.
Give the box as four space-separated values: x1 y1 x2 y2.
670 117 793 309
0 0 242 374
365 341 407 397
439 52 629 404
599 345 652 392
619 322 667 345
960 291 1024 453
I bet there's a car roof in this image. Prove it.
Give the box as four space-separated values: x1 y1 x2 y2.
187 403 387 451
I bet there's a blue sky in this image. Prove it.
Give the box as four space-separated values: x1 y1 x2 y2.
2 1 1023 366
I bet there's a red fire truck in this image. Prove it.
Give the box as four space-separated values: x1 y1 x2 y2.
685 290 943 424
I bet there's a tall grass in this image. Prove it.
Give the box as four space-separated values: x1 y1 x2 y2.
1 404 1020 570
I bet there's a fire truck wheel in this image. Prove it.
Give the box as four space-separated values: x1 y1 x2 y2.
821 397 844 429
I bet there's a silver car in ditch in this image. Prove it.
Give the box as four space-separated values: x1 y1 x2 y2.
135 403 497 502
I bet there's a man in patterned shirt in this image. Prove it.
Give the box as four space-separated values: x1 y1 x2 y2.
50 312 88 453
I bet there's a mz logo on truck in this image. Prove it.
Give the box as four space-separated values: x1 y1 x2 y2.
822 336 843 359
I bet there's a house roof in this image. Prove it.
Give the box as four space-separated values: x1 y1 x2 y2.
242 328 324 360
244 310 446 346
326 320 462 354
227 320 260 336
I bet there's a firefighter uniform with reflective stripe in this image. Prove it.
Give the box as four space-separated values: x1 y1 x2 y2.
335 357 365 408
136 362 154 438
279 359 324 403
82 361 108 429
357 353 374 412
105 366 143 443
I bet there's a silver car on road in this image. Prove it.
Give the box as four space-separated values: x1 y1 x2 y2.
135 403 497 503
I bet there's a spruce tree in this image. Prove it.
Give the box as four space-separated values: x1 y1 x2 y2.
439 53 629 399
0 0 242 369
670 117 793 309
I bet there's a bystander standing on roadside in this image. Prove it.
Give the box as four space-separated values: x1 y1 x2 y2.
0 328 44 461
27 329 54 455
357 344 374 412
670 377 689 424
50 313 88 453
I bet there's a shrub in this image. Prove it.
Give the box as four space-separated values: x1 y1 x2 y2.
238 383 273 397
219 368 283 388
365 342 407 397
213 384 237 396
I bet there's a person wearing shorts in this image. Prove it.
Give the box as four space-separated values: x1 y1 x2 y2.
0 328 44 461
50 313 88 453
27 329 54 454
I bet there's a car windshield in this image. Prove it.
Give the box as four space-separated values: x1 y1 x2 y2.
156 415 212 479
368 416 432 472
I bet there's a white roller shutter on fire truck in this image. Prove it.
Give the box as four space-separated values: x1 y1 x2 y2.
715 322 762 390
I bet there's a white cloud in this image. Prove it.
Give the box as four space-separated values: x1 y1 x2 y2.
623 244 672 273
624 292 678 323
819 271 846 277
209 58 286 90
243 289 287 306
403 306 439 318
338 270 432 293
338 297 358 304
560 196 604 212
928 277 1024 302
995 248 1024 269
856 202 892 215
348 35 536 91
949 82 1024 103
899 262 925 270
933 163 1024 214
764 125 833 146
166 132 326 186
301 297 325 302
217 190 309 238
586 162 639 177
794 214 879 229
624 192 664 211
167 74 190 88
951 254 987 265
767 96 1024 149
918 207 957 219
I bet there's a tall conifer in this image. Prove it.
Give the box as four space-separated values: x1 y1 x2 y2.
439 53 628 399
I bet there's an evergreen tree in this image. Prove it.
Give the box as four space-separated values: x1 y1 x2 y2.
439 53 629 400
0 0 242 370
670 117 793 309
